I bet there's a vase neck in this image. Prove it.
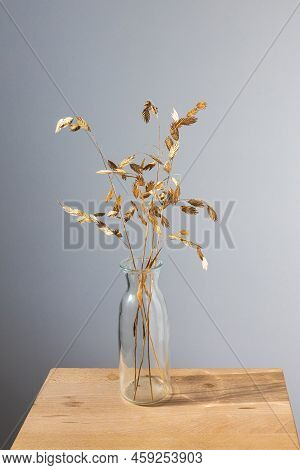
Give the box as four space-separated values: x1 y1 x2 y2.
125 268 160 289
120 257 162 290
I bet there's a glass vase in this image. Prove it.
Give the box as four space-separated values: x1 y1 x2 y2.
119 258 171 405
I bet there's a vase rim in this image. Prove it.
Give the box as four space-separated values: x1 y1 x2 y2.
120 257 163 273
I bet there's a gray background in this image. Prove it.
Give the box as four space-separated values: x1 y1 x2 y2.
0 0 299 449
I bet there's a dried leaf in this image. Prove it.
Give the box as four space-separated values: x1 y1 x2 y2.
196 246 208 269
170 115 197 140
130 163 142 174
124 206 135 222
142 100 158 123
169 233 194 248
170 123 179 141
181 206 198 215
165 136 173 151
55 117 73 134
97 221 114 236
146 181 155 191
96 169 114 174
178 116 198 126
76 215 91 223
69 123 81 132
168 234 191 247
197 101 207 110
167 187 174 204
187 198 205 207
164 161 171 173
96 168 126 175
58 202 84 217
149 203 161 217
76 116 91 131
105 187 114 202
171 107 179 121
161 215 170 228
186 101 207 117
186 107 197 118
107 210 119 217
202 256 208 270
148 101 158 116
196 245 204 260
97 220 121 239
142 107 150 123
159 191 167 203
143 162 156 171
98 169 116 175
207 205 217 221
119 155 135 168
182 238 194 247
173 184 181 203
155 181 164 190
112 228 122 238
114 195 122 211
169 141 179 160
135 175 144 187
89 214 99 223
169 230 207 269
132 181 140 198
168 233 180 241
79 214 102 224
107 160 118 170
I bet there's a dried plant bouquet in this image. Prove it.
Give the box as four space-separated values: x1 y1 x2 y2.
56 100 217 404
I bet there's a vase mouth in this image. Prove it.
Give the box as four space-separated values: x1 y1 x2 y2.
120 257 163 273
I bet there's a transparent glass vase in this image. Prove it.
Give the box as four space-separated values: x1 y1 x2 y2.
119 258 171 405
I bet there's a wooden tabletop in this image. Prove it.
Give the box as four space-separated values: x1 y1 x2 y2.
12 368 299 450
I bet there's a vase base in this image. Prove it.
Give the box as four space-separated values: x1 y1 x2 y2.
122 376 171 406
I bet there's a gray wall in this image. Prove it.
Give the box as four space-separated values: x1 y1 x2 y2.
0 0 299 448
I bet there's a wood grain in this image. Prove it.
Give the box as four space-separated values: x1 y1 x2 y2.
12 368 299 450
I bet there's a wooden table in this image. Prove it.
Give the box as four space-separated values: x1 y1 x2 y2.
12 368 299 450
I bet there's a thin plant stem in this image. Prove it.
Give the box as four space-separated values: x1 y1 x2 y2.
141 224 149 270
133 306 139 391
133 296 148 400
146 275 153 400
140 274 154 400
134 329 146 400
